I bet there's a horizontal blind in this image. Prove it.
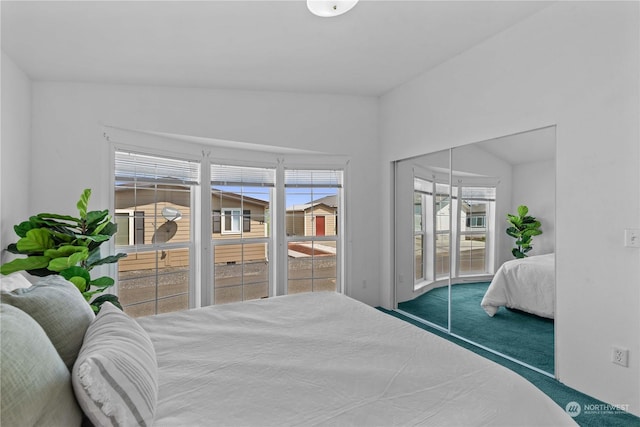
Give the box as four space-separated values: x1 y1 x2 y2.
284 169 342 188
211 164 275 187
115 150 200 185
461 187 496 201
414 178 433 194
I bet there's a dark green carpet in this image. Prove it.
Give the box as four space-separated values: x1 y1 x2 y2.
398 282 554 373
378 308 640 427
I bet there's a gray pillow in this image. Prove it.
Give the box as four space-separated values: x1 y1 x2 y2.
72 302 158 427
1 274 95 369
0 303 82 426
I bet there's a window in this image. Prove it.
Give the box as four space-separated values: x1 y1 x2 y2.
222 208 242 233
456 186 495 276
114 150 199 317
285 169 342 294
213 209 251 234
466 215 486 228
113 142 347 316
414 179 495 286
211 163 274 305
414 177 449 285
115 210 144 245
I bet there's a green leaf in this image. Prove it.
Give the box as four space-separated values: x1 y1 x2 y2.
0 256 50 275
34 213 80 227
506 227 519 238
89 275 115 290
86 209 108 224
77 189 91 220
47 251 89 272
68 276 88 293
91 217 112 236
86 246 102 266
512 248 526 258
97 221 118 237
14 220 37 238
48 230 76 243
60 266 91 283
77 234 112 243
16 229 55 253
517 205 529 217
6 243 21 254
87 253 127 268
91 294 122 312
44 245 88 259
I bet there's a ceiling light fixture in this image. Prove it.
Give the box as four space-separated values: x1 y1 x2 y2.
307 0 359 17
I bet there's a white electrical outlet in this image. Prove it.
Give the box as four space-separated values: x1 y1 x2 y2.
612 346 629 367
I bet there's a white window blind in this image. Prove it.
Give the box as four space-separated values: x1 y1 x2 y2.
115 150 200 185
284 169 342 188
414 178 433 194
211 164 275 187
461 187 496 201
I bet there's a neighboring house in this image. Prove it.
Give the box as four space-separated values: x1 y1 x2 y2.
286 195 337 237
115 186 269 271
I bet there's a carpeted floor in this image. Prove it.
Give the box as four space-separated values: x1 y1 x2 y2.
378 308 640 427
398 281 554 373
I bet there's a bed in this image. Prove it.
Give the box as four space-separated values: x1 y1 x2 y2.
1 274 574 426
481 253 555 319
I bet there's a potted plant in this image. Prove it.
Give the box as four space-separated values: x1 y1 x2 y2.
0 189 126 312
506 205 542 258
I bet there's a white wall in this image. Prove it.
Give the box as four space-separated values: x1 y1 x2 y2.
511 159 555 257
380 1 640 416
1 52 32 264
29 82 381 305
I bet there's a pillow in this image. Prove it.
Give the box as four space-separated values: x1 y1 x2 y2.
72 302 158 427
0 271 34 291
1 274 95 369
0 303 83 426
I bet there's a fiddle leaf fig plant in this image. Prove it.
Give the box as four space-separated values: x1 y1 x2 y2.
1 189 126 312
506 205 542 259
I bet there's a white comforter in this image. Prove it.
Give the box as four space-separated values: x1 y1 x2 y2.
138 292 573 426
481 253 555 319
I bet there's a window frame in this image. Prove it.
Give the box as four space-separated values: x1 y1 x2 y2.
108 128 349 314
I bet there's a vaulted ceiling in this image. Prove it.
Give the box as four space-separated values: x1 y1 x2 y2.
1 1 552 96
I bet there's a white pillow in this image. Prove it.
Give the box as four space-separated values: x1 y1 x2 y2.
1 303 83 426
1 275 95 369
0 272 34 292
72 302 158 427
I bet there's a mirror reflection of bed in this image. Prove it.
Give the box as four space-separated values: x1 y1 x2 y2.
394 126 556 376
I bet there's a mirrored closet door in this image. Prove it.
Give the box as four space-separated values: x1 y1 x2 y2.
394 126 556 376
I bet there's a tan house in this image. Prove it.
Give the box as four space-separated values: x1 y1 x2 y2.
286 195 337 237
115 185 269 271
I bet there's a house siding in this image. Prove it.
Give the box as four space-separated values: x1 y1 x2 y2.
116 188 268 270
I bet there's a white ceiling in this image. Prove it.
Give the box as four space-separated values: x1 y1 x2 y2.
1 1 553 97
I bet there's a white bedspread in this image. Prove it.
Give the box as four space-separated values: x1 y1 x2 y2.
481 253 555 319
138 292 573 426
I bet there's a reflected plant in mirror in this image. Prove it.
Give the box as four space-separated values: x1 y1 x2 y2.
506 205 542 258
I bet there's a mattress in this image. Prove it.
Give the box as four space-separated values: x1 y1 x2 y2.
481 253 555 319
137 291 574 426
